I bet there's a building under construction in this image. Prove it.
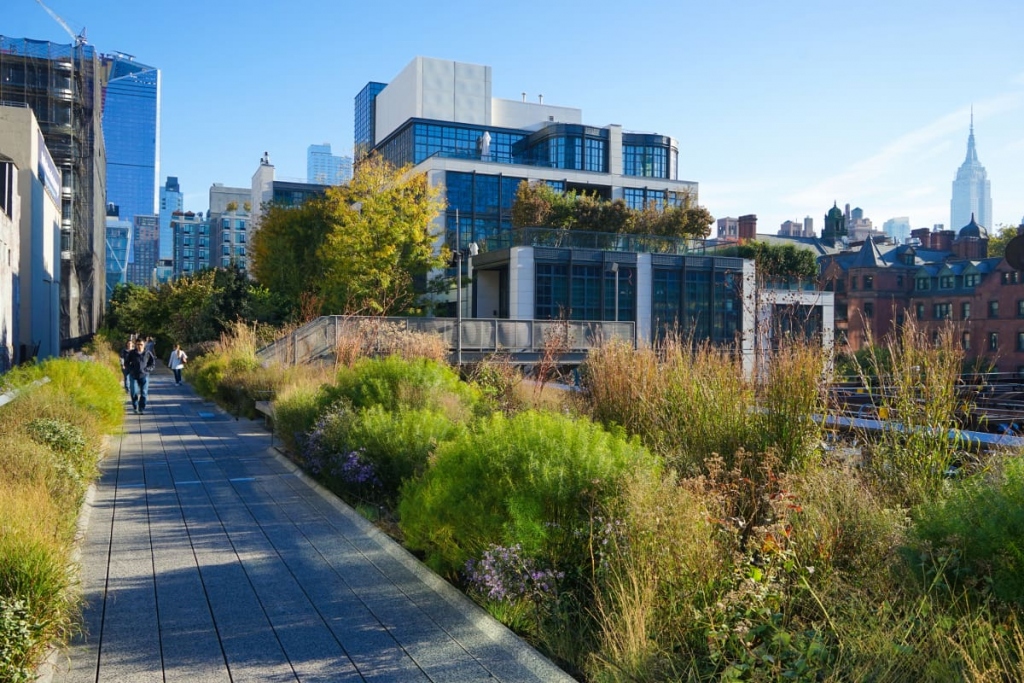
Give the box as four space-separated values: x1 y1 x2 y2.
0 36 107 345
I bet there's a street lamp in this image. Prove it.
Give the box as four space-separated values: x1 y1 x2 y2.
609 262 619 322
454 214 478 368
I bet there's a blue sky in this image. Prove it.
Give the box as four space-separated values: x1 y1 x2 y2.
5 0 1024 234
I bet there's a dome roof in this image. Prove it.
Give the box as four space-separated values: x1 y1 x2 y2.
826 202 843 219
959 213 988 239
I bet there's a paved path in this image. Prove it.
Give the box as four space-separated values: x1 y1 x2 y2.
51 371 573 683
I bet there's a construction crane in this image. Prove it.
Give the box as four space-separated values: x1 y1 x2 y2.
34 0 87 46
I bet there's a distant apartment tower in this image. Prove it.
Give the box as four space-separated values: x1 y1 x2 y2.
354 82 387 161
101 53 160 241
104 204 132 303
0 103 61 363
0 36 107 344
779 219 813 238
951 118 992 232
171 211 210 278
211 208 250 271
250 152 329 233
307 143 352 185
159 176 183 260
717 216 739 239
882 216 911 244
208 183 249 218
128 214 158 286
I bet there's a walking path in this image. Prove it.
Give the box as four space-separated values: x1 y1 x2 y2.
50 370 573 683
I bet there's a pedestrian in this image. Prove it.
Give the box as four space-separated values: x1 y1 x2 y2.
126 338 156 414
168 343 188 385
119 339 133 393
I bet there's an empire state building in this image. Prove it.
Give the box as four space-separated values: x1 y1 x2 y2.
950 117 992 231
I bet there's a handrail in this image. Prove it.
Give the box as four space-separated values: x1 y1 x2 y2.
0 376 51 409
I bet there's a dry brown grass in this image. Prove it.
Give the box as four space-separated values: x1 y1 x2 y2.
335 318 447 368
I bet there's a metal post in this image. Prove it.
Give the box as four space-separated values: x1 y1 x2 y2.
611 262 619 322
455 210 462 367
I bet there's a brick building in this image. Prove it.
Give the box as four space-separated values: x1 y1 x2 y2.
821 217 1024 375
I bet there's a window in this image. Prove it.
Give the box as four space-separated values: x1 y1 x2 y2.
1001 271 1020 285
237 233 246 244
962 302 971 319
933 303 951 319
222 245 230 256
896 275 904 287
851 276 857 290
989 301 999 318
916 276 930 291
535 264 569 319
962 332 971 350
235 246 246 257
1018 300 1024 318
940 275 954 289
1018 332 1024 352
989 332 999 351
916 303 925 320
864 276 874 290
964 273 979 287
863 302 874 318
223 233 231 242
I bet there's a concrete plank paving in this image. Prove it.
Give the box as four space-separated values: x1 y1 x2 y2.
52 371 574 683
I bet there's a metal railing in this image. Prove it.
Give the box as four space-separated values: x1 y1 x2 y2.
484 227 703 255
256 316 636 367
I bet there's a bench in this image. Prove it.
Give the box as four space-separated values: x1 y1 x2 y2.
254 400 276 445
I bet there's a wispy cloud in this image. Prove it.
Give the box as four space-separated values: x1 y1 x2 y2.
782 94 1024 211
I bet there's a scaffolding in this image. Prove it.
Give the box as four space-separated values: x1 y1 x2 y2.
0 36 106 343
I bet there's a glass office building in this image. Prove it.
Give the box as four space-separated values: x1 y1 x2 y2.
101 53 160 244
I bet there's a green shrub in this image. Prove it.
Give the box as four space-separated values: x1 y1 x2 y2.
189 355 227 400
912 455 1024 606
0 597 41 683
398 410 657 576
273 387 322 456
323 355 480 417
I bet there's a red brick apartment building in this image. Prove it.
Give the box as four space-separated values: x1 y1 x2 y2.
820 218 1024 375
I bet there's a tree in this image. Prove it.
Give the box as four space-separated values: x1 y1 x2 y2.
721 241 819 280
987 224 1020 258
317 154 446 315
226 201 238 212
250 193 337 310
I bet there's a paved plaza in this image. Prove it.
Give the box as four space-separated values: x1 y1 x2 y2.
51 370 573 682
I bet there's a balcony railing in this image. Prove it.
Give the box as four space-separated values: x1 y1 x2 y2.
484 227 704 255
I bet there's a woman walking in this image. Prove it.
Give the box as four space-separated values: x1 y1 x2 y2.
169 343 188 385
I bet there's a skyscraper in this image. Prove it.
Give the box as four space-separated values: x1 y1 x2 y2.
306 143 352 185
951 116 992 231
159 176 182 260
101 53 160 241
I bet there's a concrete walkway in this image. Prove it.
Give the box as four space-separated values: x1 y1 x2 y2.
52 370 574 683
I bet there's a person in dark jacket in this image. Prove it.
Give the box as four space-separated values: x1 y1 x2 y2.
126 338 156 413
119 339 133 393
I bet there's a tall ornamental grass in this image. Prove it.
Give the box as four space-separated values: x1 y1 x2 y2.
850 320 968 504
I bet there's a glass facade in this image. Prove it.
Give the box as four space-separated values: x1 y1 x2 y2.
622 133 678 179
379 120 525 168
307 143 352 185
354 81 386 161
102 55 159 243
652 265 741 344
105 218 132 302
445 171 524 248
514 124 609 172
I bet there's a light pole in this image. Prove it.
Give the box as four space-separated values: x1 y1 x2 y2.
453 211 478 368
609 262 619 322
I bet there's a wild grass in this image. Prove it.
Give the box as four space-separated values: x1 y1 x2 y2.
0 351 121 680
184 318 1024 681
334 318 447 367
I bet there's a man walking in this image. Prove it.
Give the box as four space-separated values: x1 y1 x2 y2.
119 339 133 393
126 338 156 414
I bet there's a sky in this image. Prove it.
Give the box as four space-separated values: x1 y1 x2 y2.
5 0 1024 234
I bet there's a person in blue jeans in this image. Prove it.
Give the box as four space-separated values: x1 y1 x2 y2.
126 338 156 413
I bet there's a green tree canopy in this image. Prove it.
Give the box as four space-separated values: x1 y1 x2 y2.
719 241 819 280
318 155 446 315
987 224 1020 259
510 181 713 238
